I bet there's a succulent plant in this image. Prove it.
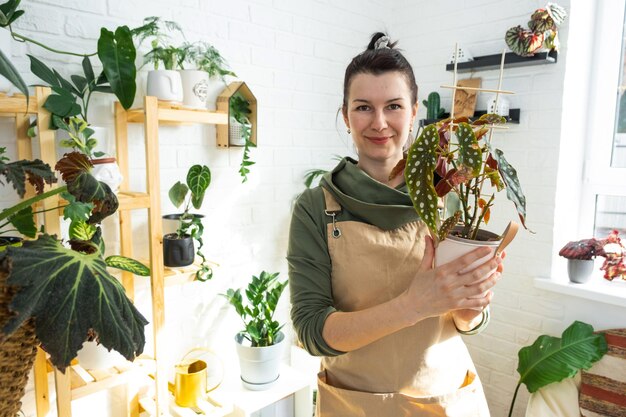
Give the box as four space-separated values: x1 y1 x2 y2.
422 92 445 120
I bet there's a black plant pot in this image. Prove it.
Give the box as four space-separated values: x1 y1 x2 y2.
0 236 23 251
163 234 194 267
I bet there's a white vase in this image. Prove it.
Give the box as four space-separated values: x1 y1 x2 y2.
147 70 183 103
76 341 125 370
235 331 285 391
487 94 510 117
91 157 123 193
179 70 209 109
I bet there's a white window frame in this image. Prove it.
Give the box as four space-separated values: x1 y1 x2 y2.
580 0 626 235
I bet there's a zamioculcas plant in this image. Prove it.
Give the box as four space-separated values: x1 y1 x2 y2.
508 321 607 417
401 115 528 241
222 271 287 347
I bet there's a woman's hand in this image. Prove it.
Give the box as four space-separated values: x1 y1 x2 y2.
400 236 503 326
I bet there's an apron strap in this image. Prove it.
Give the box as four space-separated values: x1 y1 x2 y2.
322 188 342 239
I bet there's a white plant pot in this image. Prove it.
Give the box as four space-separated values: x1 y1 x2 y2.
91 157 123 194
487 94 510 117
228 116 251 146
76 341 125 370
235 331 285 391
147 70 183 103
0 30 13 93
179 70 209 109
435 227 502 298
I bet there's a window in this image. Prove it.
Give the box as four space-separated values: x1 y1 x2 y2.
581 0 626 240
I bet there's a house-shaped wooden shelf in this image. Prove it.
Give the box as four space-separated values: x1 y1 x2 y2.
216 81 257 148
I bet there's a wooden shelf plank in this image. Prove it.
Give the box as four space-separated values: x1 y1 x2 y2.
117 191 151 211
445 50 558 73
0 93 39 114
125 100 228 125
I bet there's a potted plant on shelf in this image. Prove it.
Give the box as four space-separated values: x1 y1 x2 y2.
559 229 626 283
163 164 214 281
229 92 256 183
131 16 185 104
222 271 288 391
184 41 236 110
0 151 149 415
505 2 567 57
400 114 528 267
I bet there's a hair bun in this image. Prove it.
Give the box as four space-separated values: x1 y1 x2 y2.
367 32 397 50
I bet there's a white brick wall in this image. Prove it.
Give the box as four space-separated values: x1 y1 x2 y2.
4 1 624 416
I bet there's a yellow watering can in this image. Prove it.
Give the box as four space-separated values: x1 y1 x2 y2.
169 347 224 408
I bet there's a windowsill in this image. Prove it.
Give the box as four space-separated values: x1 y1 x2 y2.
534 276 626 307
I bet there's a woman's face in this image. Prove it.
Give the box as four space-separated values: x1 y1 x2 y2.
343 71 417 166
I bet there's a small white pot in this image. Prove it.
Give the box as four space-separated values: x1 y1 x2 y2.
147 70 183 103
228 117 251 146
235 331 285 391
91 157 123 194
77 341 125 370
487 94 510 117
179 70 209 109
435 228 502 298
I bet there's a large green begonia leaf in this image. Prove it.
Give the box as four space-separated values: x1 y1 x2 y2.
2 234 148 371
97 26 136 110
487 146 528 229
455 122 482 177
405 124 439 236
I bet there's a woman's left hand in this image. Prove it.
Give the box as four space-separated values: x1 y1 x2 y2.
452 251 505 330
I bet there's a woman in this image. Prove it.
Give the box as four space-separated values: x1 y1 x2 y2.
288 32 502 416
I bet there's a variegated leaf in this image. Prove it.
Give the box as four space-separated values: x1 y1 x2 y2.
405 124 439 235
490 147 528 228
438 210 461 241
455 122 482 177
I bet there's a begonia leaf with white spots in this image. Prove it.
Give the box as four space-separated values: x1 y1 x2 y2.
456 122 482 177
405 124 439 235
490 147 528 228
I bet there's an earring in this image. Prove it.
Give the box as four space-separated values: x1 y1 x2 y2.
347 128 351 134
409 126 414 133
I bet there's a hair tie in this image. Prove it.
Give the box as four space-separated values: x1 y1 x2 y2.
374 35 391 50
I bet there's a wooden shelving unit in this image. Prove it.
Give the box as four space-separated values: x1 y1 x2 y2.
445 50 558 73
114 96 230 416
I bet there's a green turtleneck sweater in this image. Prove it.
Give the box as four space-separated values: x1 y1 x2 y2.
287 157 421 357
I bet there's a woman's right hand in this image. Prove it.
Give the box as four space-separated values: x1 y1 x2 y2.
400 236 502 325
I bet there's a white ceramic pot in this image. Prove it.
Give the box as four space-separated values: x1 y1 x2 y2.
91 157 123 193
435 227 501 299
228 116 251 146
487 94 510 117
147 70 183 103
235 331 284 391
76 341 125 370
179 70 209 109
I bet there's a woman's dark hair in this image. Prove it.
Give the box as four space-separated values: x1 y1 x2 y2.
342 32 418 109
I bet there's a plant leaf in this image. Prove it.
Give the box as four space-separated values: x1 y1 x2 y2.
70 75 88 95
97 26 136 109
488 147 528 229
186 165 210 209
0 157 56 198
28 54 60 88
3 235 149 371
0 47 28 100
8 206 36 238
81 56 95 84
105 255 150 276
516 321 607 393
405 124 439 235
455 122 482 177
168 181 188 208
68 219 96 241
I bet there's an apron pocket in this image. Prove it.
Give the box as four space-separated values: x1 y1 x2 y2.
317 370 490 417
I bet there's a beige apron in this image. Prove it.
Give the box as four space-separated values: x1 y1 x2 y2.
317 188 490 417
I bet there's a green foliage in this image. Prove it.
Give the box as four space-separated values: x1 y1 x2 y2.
97 26 136 110
2 234 149 371
229 93 255 182
105 255 150 276
505 3 567 57
0 0 24 28
508 321 607 417
131 16 185 71
0 1 28 100
0 147 57 198
405 115 527 240
56 117 103 159
167 165 213 281
222 271 287 347
187 41 236 80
